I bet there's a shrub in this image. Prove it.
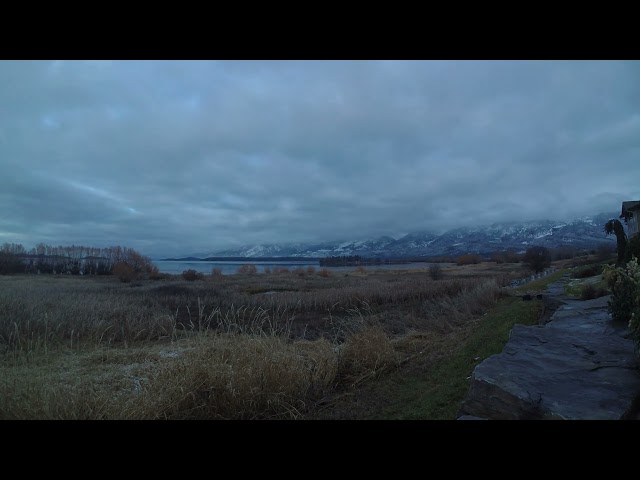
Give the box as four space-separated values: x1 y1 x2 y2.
523 246 551 273
237 264 257 275
148 265 165 280
318 268 331 278
0 253 25 275
491 252 505 264
211 267 223 277
263 266 271 274
182 269 204 281
580 284 609 300
293 267 305 277
602 258 640 348
355 266 367 274
273 266 289 274
113 262 136 283
429 264 443 280
456 254 482 265
306 266 316 274
572 265 603 278
150 271 172 280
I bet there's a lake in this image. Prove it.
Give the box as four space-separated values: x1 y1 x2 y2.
154 260 438 275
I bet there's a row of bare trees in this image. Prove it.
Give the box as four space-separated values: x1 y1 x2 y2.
0 242 156 276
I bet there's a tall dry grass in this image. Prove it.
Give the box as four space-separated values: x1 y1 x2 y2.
0 272 514 354
0 302 398 419
420 278 504 332
0 270 510 419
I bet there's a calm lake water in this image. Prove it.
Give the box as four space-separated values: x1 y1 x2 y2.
154 260 437 275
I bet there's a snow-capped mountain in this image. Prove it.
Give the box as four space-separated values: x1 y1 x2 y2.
195 212 618 259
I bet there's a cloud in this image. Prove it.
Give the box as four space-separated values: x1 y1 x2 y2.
1 60 639 256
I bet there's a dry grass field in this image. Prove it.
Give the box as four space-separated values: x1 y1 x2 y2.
0 259 589 419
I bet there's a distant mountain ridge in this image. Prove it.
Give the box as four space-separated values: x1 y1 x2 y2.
185 212 618 259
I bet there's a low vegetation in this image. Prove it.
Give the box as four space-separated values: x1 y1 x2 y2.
237 264 258 275
456 254 482 265
572 264 604 279
491 249 520 264
580 284 609 300
523 246 552 273
0 242 155 278
2 250 588 419
603 257 640 347
182 269 204 281
428 264 443 280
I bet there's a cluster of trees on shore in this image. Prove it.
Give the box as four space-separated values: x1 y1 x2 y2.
0 242 156 278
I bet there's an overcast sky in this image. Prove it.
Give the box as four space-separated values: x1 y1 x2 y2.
1 60 639 257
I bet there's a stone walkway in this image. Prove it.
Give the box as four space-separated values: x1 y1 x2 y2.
458 275 640 420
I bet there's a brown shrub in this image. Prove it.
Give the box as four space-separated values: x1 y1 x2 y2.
149 268 172 280
182 269 204 281
318 268 331 278
273 266 289 274
148 265 172 280
293 267 305 277
148 265 161 279
237 264 257 275
113 262 136 283
211 267 223 277
355 266 367 274
263 266 271 274
306 266 316 274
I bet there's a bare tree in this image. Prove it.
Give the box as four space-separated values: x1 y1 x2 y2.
523 246 551 273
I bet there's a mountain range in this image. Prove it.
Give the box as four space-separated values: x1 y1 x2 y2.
180 212 619 259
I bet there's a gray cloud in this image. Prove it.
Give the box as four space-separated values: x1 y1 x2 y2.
1 60 639 257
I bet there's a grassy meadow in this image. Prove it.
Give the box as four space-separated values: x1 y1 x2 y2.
0 258 599 419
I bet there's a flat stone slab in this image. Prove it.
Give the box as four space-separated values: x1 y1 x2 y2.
460 293 640 420
457 415 488 420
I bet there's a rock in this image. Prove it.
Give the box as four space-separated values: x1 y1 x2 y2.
460 293 640 420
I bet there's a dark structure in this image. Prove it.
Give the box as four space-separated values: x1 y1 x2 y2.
620 201 640 238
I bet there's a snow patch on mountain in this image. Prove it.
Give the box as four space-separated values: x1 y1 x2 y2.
202 212 617 258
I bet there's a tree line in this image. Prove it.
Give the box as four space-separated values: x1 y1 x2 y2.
0 242 156 276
